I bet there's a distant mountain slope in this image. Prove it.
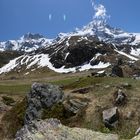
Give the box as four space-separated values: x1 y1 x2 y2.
0 3 140 75
0 33 53 52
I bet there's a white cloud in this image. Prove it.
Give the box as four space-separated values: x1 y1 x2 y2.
90 0 110 22
94 4 106 19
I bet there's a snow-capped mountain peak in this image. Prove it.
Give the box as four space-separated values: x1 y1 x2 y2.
53 2 140 46
0 33 53 52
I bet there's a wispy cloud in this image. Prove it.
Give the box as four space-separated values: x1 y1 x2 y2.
90 0 110 21
94 4 106 19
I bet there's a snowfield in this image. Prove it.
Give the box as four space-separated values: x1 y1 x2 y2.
0 54 111 74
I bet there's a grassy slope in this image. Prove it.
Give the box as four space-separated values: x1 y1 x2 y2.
1 73 140 139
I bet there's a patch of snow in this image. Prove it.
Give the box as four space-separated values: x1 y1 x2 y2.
90 53 101 62
0 53 111 74
26 55 40 69
66 37 70 46
0 56 22 74
131 33 140 45
115 49 139 61
79 62 110 72
97 70 105 74
131 47 140 57
31 69 35 71
64 53 70 60
24 72 29 75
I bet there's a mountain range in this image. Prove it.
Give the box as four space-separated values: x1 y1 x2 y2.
1 11 140 76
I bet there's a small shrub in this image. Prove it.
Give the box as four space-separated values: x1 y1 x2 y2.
0 98 27 139
2 96 15 106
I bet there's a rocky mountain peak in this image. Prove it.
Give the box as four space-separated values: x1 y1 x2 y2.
22 33 44 40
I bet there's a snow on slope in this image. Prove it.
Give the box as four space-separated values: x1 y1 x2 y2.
0 56 23 74
131 47 140 57
0 54 111 74
115 49 139 61
1 2 140 53
131 33 140 45
51 5 139 46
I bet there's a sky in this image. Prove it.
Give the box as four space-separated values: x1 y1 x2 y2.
0 0 140 41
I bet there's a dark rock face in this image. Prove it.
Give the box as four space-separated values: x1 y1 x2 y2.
103 107 119 129
65 45 97 67
49 36 113 69
25 83 64 124
114 89 127 106
50 53 65 68
112 65 123 77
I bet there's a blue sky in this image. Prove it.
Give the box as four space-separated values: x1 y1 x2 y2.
0 0 140 41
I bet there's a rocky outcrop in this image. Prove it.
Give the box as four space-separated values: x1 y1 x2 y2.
25 83 64 124
15 118 119 140
103 107 119 129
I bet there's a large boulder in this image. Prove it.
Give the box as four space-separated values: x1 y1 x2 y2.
15 118 119 140
103 107 119 129
25 83 64 124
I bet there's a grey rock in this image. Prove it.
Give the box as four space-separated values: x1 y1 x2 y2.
103 107 119 129
135 127 140 135
121 83 132 89
25 83 64 124
15 118 119 140
114 89 127 106
71 87 91 94
63 98 88 114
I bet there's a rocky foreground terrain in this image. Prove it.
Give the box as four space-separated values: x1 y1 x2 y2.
0 79 140 140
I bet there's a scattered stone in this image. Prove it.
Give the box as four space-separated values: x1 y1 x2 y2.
25 83 64 124
103 107 119 129
91 72 97 76
121 83 132 89
114 89 127 106
104 85 110 89
71 87 91 94
125 111 134 120
63 98 88 114
95 72 106 77
0 102 8 112
135 127 140 135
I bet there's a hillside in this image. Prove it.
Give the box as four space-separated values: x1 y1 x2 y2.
1 1 140 140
